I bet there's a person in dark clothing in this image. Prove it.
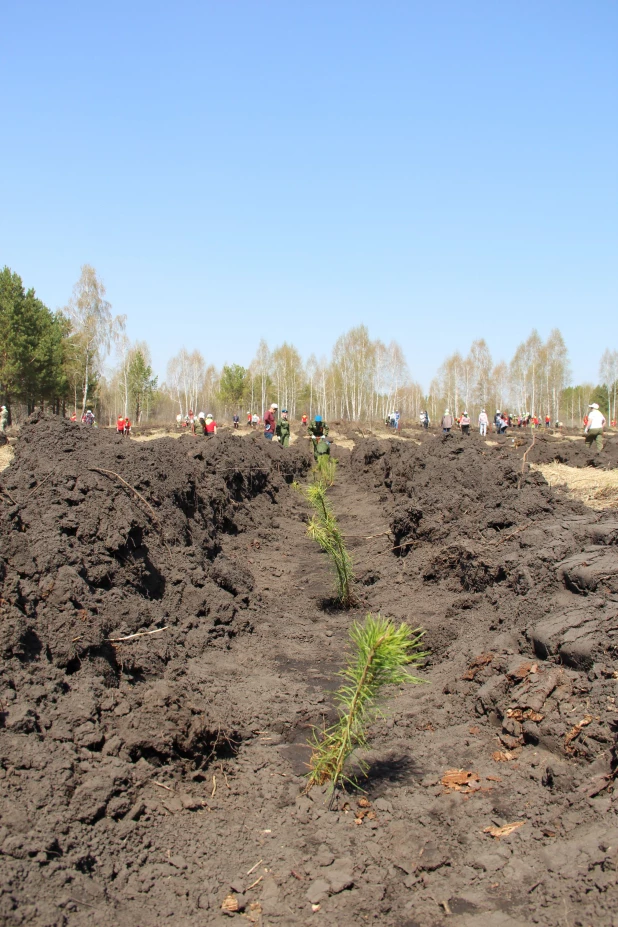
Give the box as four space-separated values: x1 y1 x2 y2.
263 404 277 440
308 415 329 460
276 409 291 447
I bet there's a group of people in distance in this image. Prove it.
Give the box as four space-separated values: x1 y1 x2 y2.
116 415 132 436
69 409 97 426
437 408 563 436
176 403 331 459
262 403 330 458
50 400 611 456
433 402 609 452
384 411 401 430
175 410 217 435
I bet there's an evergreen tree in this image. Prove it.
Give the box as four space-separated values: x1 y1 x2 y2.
127 349 157 422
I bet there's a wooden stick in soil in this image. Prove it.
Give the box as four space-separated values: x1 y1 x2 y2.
151 780 175 792
517 434 536 490
342 531 391 540
106 626 168 642
88 467 172 559
0 488 18 505
25 469 55 500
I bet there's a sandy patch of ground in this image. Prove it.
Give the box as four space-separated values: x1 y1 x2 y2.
0 443 14 471
327 430 355 450
130 428 183 442
533 460 618 509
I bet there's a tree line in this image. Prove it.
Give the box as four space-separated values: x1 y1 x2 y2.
1 263 616 426
0 265 156 423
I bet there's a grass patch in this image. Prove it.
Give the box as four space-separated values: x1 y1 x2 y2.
533 462 618 510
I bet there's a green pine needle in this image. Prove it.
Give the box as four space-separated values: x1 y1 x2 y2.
307 614 427 794
304 481 355 606
313 454 338 488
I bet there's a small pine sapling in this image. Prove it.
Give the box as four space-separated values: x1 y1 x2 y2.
314 454 338 488
305 481 355 606
307 614 427 797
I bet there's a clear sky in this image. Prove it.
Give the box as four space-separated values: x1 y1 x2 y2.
2 0 616 389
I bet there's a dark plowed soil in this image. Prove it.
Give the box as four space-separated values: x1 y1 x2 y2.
520 431 618 469
1 419 617 927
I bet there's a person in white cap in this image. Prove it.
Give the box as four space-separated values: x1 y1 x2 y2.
584 403 606 451
440 409 453 434
263 403 277 440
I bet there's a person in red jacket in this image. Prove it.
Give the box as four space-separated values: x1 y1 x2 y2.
117 415 125 435
123 418 131 436
263 404 277 440
204 414 217 436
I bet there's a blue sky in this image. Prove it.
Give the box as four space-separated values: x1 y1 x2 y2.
2 0 616 388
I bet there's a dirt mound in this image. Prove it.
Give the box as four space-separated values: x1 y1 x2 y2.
523 431 618 469
352 431 584 548
0 417 313 921
1 420 617 926
346 434 618 920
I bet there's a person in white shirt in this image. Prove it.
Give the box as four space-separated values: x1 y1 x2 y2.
478 409 489 437
584 403 606 451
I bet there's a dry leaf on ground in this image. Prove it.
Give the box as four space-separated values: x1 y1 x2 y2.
565 714 593 750
492 750 519 762
462 652 494 679
221 893 239 913
441 769 481 792
483 821 525 838
507 707 544 723
507 661 538 680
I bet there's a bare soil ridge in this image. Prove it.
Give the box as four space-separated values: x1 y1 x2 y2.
0 418 617 926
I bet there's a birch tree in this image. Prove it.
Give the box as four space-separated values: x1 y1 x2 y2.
65 265 117 415
271 343 304 418
331 325 376 421
250 340 271 416
599 349 618 424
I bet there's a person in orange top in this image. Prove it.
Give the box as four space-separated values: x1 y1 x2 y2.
123 418 131 436
301 413 308 426
117 415 125 435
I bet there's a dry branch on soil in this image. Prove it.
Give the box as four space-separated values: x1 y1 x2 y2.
106 626 168 642
88 466 173 557
517 434 536 489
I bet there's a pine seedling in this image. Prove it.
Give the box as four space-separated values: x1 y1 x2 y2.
305 481 355 606
307 614 427 797
314 454 338 488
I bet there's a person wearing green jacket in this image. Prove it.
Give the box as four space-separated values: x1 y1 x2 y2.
276 409 291 447
308 415 330 460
